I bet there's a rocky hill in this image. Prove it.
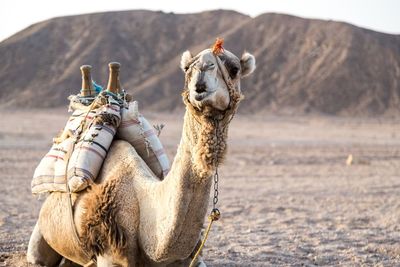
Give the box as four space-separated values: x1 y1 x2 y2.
0 10 399 116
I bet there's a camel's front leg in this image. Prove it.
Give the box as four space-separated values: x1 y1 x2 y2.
27 222 62 266
95 249 136 267
95 255 113 267
167 235 207 267
196 259 207 267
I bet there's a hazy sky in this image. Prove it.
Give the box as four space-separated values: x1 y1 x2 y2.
1 0 399 41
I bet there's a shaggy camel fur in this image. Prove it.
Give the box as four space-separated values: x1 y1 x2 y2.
27 44 256 266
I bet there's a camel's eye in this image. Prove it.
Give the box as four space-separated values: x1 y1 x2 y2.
206 63 215 71
229 66 239 78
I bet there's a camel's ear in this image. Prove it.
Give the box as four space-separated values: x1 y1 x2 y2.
180 50 192 72
240 52 256 77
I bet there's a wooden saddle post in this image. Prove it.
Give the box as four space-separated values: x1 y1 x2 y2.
106 62 122 94
80 65 94 97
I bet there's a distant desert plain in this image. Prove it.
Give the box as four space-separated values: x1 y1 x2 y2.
0 109 399 266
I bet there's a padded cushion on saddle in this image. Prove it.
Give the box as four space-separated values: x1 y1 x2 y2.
32 97 170 195
117 101 170 179
32 100 121 194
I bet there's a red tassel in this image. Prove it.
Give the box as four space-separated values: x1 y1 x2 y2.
212 37 224 55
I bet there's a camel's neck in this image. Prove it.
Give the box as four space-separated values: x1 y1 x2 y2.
141 107 228 263
180 107 228 181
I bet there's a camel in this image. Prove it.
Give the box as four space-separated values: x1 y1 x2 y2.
27 40 256 267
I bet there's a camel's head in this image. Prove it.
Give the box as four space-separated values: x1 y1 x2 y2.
180 39 256 111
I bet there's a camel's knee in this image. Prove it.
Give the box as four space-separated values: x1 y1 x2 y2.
168 257 206 267
59 257 82 267
196 258 207 267
27 222 62 266
96 255 114 267
96 254 131 267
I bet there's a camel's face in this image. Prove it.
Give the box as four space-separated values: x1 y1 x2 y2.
181 49 256 111
182 50 229 110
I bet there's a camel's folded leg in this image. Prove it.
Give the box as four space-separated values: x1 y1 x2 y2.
59 257 82 267
168 256 206 267
189 233 207 267
194 257 207 267
167 236 207 267
27 222 62 266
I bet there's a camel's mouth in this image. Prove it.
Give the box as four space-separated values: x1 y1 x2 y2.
194 90 215 101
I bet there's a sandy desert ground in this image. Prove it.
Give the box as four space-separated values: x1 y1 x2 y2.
0 109 399 266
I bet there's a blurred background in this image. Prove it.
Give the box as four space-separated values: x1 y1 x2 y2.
0 1 399 266
0 0 399 115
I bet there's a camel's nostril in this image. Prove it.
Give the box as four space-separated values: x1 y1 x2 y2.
195 82 207 93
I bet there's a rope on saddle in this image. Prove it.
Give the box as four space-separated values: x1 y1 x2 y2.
64 98 99 264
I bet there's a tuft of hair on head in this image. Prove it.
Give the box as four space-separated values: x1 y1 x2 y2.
212 37 224 55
